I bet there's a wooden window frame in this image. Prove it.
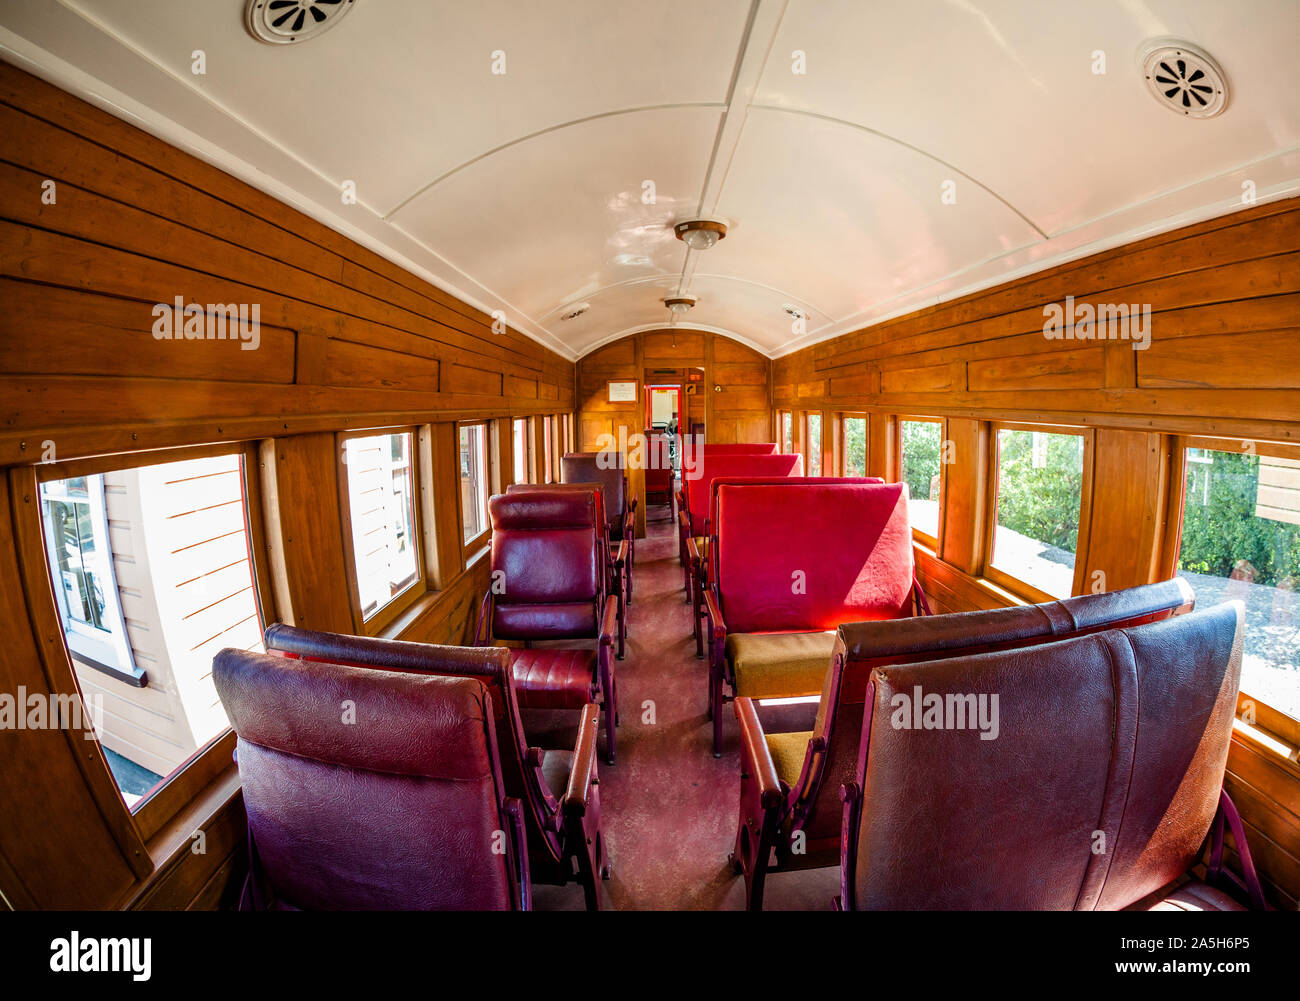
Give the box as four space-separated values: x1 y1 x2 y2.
511 416 531 486
837 411 869 477
895 414 948 551
981 421 1094 604
1166 434 1300 731
337 426 429 637
21 440 275 845
803 410 825 476
777 410 793 453
457 420 493 559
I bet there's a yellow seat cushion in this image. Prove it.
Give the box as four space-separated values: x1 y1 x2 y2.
726 630 837 699
765 730 813 787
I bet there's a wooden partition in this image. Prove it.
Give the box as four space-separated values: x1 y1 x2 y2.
0 63 575 909
774 197 1300 908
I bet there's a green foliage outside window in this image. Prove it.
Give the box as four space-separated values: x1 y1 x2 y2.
1178 450 1300 589
994 430 1083 555
900 421 941 504
843 417 866 476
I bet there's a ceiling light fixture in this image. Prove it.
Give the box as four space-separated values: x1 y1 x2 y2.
664 295 697 314
559 302 590 321
673 218 728 251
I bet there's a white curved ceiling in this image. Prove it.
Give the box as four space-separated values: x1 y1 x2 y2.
2 0 1297 360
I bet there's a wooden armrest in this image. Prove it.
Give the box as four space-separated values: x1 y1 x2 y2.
562 703 601 816
686 535 701 564
599 594 618 646
703 588 725 640
735 697 783 809
613 539 629 566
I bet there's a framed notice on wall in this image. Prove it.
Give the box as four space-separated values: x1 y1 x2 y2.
607 380 638 403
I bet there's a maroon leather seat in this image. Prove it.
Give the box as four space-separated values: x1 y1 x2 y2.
479 490 620 763
213 646 531 910
731 576 1196 909
261 624 608 908
704 480 926 755
839 601 1248 910
508 481 628 657
562 451 637 596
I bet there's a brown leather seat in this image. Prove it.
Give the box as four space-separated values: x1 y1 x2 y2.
1140 880 1245 912
838 601 1245 910
506 481 628 658
479 489 621 763
262 623 609 909
214 646 531 910
731 577 1198 909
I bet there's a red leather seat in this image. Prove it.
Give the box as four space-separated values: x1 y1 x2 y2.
730 577 1195 909
676 452 803 641
642 430 674 508
480 490 620 763
838 602 1252 910
213 646 532 910
688 475 883 661
704 480 926 755
697 442 779 454
261 624 608 909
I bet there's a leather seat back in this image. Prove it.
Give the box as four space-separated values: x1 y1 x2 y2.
213 647 523 910
706 476 883 581
643 431 673 491
699 442 779 454
797 578 1196 847
683 452 803 535
846 602 1242 910
561 453 627 537
714 481 914 634
490 491 601 639
261 624 567 876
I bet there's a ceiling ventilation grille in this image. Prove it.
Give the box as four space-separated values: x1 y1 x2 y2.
245 0 356 45
559 303 590 321
1140 41 1227 119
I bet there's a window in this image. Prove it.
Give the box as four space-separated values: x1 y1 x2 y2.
460 422 490 547
543 416 554 483
37 450 265 810
841 415 867 477
342 431 422 625
780 411 793 453
806 413 822 476
899 418 943 543
512 418 529 484
987 426 1085 599
1175 441 1299 718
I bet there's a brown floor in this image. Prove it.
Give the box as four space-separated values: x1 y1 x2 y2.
533 506 840 910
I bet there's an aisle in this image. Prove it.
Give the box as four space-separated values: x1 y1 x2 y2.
534 507 839 910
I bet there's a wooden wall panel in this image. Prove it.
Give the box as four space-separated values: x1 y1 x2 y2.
0 63 576 910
